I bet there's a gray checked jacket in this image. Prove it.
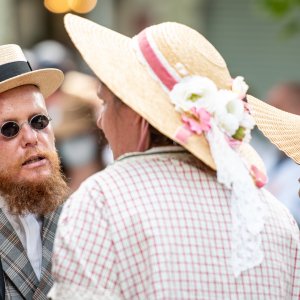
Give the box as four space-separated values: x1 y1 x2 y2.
0 206 62 299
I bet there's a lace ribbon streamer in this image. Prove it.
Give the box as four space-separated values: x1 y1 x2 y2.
206 121 266 277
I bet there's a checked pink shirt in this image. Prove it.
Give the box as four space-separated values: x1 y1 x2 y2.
50 146 300 300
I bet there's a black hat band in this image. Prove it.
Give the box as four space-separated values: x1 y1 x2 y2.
0 61 32 82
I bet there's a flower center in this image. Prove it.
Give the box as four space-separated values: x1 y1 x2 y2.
188 93 200 102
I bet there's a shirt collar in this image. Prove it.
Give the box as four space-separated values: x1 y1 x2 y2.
117 145 187 162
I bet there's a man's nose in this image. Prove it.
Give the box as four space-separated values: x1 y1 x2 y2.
20 123 38 147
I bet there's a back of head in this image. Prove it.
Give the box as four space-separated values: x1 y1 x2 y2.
266 82 300 115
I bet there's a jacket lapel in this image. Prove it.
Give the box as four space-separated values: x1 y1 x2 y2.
34 206 62 299
0 209 38 299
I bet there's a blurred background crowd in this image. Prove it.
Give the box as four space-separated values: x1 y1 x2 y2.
0 0 299 225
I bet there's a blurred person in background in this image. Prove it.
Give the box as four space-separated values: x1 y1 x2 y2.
0 44 68 299
252 82 300 226
32 40 76 73
54 71 109 193
49 15 300 300
31 40 76 125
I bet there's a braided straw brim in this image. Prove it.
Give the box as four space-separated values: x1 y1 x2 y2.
248 95 300 164
64 13 265 172
0 69 64 98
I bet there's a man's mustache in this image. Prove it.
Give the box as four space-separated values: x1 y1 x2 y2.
19 149 57 168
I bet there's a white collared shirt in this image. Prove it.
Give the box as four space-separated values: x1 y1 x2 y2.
0 197 42 280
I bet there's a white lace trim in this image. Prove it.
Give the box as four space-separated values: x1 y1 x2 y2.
48 283 122 300
206 121 266 277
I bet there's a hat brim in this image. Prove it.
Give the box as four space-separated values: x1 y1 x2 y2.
247 94 300 164
64 13 266 173
0 68 64 98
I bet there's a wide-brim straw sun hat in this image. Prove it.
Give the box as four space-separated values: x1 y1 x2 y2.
64 14 272 277
247 95 300 164
0 44 63 98
64 14 265 172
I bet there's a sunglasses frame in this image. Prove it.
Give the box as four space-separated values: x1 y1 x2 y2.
0 114 52 139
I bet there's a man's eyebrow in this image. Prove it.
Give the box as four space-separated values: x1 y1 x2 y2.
0 111 48 123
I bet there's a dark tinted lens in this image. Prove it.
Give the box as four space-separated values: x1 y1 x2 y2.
1 122 19 138
30 115 50 130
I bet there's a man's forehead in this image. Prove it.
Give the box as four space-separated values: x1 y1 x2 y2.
0 85 46 117
0 85 42 100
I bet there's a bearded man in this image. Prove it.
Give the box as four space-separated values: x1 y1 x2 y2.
0 44 68 299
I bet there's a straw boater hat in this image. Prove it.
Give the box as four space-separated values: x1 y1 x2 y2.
0 44 63 97
64 14 270 277
60 71 99 107
247 95 300 164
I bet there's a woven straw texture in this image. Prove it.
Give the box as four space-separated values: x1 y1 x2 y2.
64 14 264 171
247 95 300 164
0 44 63 98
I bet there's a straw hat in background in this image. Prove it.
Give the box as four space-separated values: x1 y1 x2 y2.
63 14 267 177
61 70 100 107
247 95 300 164
53 71 100 139
0 44 63 97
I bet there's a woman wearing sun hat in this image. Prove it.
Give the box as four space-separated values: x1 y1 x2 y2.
49 14 300 300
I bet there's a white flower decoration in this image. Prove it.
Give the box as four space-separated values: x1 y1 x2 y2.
218 90 244 120
214 90 245 135
217 113 240 136
232 76 249 98
169 74 253 142
170 76 218 113
240 112 255 130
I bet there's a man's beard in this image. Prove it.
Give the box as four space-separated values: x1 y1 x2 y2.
0 150 69 216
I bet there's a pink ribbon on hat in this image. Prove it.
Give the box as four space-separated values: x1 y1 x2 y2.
250 165 268 188
137 29 179 91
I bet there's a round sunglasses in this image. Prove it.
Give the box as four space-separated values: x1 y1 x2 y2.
0 114 51 139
